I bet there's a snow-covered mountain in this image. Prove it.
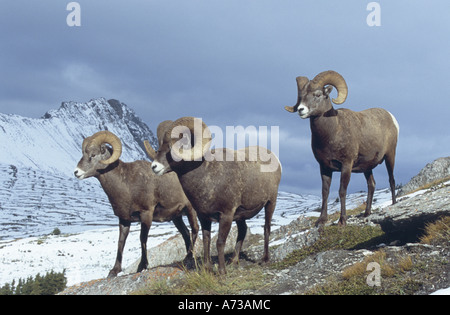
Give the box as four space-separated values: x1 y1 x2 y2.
0 98 158 239
0 98 158 175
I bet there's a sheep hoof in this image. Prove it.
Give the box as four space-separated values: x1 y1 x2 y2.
202 262 213 273
315 217 327 228
182 253 194 264
107 269 119 278
137 262 148 273
259 258 270 267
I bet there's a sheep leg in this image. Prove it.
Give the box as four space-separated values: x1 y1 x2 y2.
185 204 199 257
231 220 247 265
108 219 131 278
262 201 275 263
172 216 194 260
137 211 152 273
338 164 352 226
217 213 234 275
385 154 397 205
317 167 332 227
364 170 376 216
199 216 213 272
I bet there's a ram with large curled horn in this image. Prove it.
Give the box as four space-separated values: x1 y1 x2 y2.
149 117 282 275
284 70 399 227
74 130 199 278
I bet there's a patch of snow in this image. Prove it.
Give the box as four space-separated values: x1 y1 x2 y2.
430 287 450 295
0 223 176 287
0 188 396 287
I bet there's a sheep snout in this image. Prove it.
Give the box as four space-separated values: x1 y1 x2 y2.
151 161 165 176
297 104 309 119
74 167 86 180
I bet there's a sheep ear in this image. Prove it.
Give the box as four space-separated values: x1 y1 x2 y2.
100 144 107 155
324 85 333 96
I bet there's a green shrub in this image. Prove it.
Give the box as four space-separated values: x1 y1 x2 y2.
0 270 67 295
51 228 61 236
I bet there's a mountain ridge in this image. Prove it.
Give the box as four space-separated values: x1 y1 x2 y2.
0 97 158 176
0 98 158 239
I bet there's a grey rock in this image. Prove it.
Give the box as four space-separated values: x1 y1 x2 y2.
399 157 450 196
367 183 450 241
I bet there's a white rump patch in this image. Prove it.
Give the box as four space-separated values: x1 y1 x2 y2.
387 111 400 137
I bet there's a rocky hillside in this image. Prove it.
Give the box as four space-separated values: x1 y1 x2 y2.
60 163 450 295
398 157 450 196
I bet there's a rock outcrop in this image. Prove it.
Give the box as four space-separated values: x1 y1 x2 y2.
60 161 450 295
398 157 450 196
369 182 450 242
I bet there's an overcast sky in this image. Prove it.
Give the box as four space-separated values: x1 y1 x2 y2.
0 1 449 196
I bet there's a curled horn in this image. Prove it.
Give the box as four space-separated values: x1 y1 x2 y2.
156 120 174 147
167 117 212 161
284 76 309 113
310 70 348 104
82 136 91 154
89 131 122 165
144 120 174 161
143 140 156 160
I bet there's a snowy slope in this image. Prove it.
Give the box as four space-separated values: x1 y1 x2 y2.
0 164 116 239
0 191 321 287
0 98 158 240
0 189 396 287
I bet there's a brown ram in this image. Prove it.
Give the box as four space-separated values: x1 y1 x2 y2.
148 117 281 274
285 70 399 226
74 131 198 277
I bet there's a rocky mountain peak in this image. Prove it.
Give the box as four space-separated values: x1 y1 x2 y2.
0 97 158 175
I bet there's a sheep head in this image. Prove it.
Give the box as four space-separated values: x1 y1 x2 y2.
150 117 212 176
144 120 175 161
74 131 122 179
284 70 348 118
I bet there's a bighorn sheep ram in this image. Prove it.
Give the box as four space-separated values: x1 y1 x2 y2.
284 70 399 226
148 117 281 274
74 131 199 277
